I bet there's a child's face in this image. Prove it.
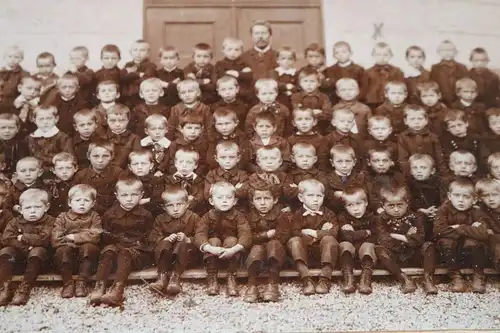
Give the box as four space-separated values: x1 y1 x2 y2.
129 156 154 178
490 160 500 180
0 119 19 141
333 46 351 63
107 113 129 134
369 152 393 174
34 110 58 132
438 44 457 61
277 51 295 69
305 51 324 68
404 110 428 131
69 193 95 215
193 50 212 67
331 152 355 176
145 121 167 142
336 83 359 101
488 115 500 135
130 43 150 63
164 195 189 218
70 51 87 68
480 189 500 210
174 153 197 175
179 123 203 141
457 88 478 103
214 116 238 136
16 161 42 185
293 110 316 133
471 53 489 69
298 187 324 211
178 83 200 104
344 196 367 218
448 186 474 211
5 51 23 67
252 190 277 214
449 155 477 177
19 79 41 100
446 119 468 138
101 51 120 69
36 57 55 75
89 147 113 171
159 51 179 69
140 82 162 104
116 185 143 211
210 187 237 212
97 84 119 103
254 119 276 139
420 90 441 107
20 200 49 222
383 196 408 218
57 79 78 99
292 147 317 170
299 75 319 94
215 148 240 170
373 47 392 65
223 43 243 60
257 150 282 172
332 112 355 133
368 120 392 141
410 159 435 181
385 86 407 105
256 87 278 104
217 81 238 102
74 116 97 139
406 49 425 68
52 161 77 181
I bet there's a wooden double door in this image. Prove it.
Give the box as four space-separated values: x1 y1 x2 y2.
144 0 324 67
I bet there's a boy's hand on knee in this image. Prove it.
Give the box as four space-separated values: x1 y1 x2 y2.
176 232 187 242
267 229 276 238
64 234 75 242
165 234 178 242
219 244 244 259
322 223 333 231
341 224 354 231
472 222 482 228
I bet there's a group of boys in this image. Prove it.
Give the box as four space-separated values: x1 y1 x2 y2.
0 19 499 307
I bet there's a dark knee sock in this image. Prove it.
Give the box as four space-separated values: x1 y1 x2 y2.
24 257 43 285
79 259 94 280
114 253 133 283
268 259 280 283
247 262 259 285
60 262 73 282
0 256 14 284
95 252 115 281
157 251 173 273
205 257 218 275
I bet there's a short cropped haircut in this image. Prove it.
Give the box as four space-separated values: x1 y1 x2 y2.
132 39 150 49
330 144 356 159
217 75 238 89
161 186 189 203
449 150 476 165
222 37 243 50
193 43 213 57
140 77 163 91
115 177 143 192
335 78 359 90
486 108 500 118
298 178 325 194
380 184 409 203
213 107 238 122
215 141 240 155
298 67 320 81
128 149 154 163
332 107 354 120
408 153 435 168
385 81 407 93
342 186 368 203
250 20 273 35
475 178 500 196
277 46 296 60
444 109 467 123
416 81 441 96
96 80 120 92
52 152 77 167
177 79 200 92
17 156 42 170
304 43 325 57
254 78 278 94
256 146 281 159
68 184 97 201
470 47 489 61
88 141 115 157
292 107 316 119
403 104 427 118
254 110 277 126
145 114 168 128
455 77 477 93
19 188 49 206
372 42 393 56
73 108 97 124
36 52 56 66
32 105 58 120
448 178 475 193
71 46 89 59
0 113 21 128
179 113 204 127
106 104 130 119
437 40 456 52
210 181 236 196
247 182 281 201
175 148 200 163
487 152 500 169
4 45 24 59
367 147 393 159
405 45 426 59
333 41 352 53
367 114 391 128
57 73 79 86
101 44 121 59
158 45 179 59
291 142 316 155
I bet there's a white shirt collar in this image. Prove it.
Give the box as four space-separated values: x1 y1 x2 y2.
460 99 472 107
101 101 116 109
163 66 177 72
254 45 271 54
275 67 296 76
337 60 353 68
402 64 423 78
61 95 75 102
141 136 171 148
173 171 197 180
302 206 323 216
335 170 352 177
31 126 59 138
261 137 271 145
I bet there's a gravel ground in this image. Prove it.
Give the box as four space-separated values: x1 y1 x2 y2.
1 278 500 333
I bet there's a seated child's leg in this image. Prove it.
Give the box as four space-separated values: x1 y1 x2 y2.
222 236 240 297
11 248 46 306
75 244 100 298
339 241 356 294
438 238 465 292
54 246 76 298
244 244 265 303
287 236 315 295
205 237 222 296
421 242 438 294
166 241 192 295
150 241 174 293
463 238 487 293
424 216 434 241
265 240 285 283
489 236 500 270
374 245 416 293
315 235 338 294
0 252 16 305
358 242 376 294
90 250 116 305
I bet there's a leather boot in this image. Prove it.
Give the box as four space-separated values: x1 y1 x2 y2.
150 272 168 294
166 273 182 295
450 270 466 293
471 268 486 294
400 273 416 294
89 281 107 305
341 267 356 294
75 279 88 298
206 274 219 296
101 282 125 306
226 273 239 296
61 280 75 298
11 282 32 306
302 277 315 295
358 258 374 295
262 282 280 302
243 284 259 303
315 277 330 294
0 281 14 306
423 273 438 295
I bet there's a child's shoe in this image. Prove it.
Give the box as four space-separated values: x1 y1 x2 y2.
400 273 416 294
89 281 107 305
0 281 14 306
226 273 239 296
471 269 486 293
315 277 330 294
11 282 32 306
61 280 75 298
206 274 219 296
302 277 315 295
243 284 259 303
150 272 168 293
450 270 466 293
75 279 88 297
423 273 438 294
166 273 182 295
262 282 280 302
101 282 125 306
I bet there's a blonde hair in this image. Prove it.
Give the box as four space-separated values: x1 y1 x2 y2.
177 79 200 92
145 114 168 128
4 45 24 59
335 78 359 90
19 188 49 206
115 177 143 193
254 78 278 94
222 37 243 50
174 148 200 163
455 77 477 93
298 178 325 194
52 152 77 167
17 156 42 170
476 178 500 196
372 42 393 57
161 186 189 203
140 78 163 91
385 81 407 93
215 141 240 155
408 153 435 168
68 184 97 201
210 181 236 196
